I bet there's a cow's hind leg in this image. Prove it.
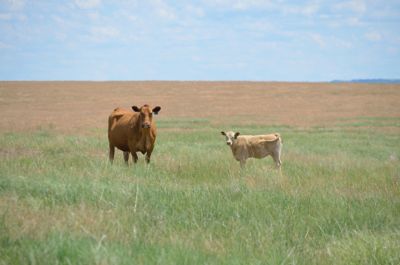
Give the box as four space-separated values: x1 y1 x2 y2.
123 151 130 165
109 143 115 164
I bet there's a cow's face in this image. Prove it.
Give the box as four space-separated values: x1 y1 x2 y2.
221 131 240 146
132 105 161 129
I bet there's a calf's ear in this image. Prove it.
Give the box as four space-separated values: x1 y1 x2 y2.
221 131 226 136
152 106 161 115
132 106 140 112
234 132 240 139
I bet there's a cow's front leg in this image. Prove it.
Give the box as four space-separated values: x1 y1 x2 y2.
239 159 246 168
123 152 130 165
131 151 138 164
145 150 152 164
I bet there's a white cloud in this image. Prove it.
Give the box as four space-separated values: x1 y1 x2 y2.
87 12 100 20
185 5 205 17
365 31 382 42
309 33 326 48
232 0 264 10
283 2 320 16
386 46 398 55
3 0 25 10
89 26 120 42
202 0 275 11
0 13 13 20
52 15 66 25
333 38 353 49
0 41 12 49
328 16 363 28
346 17 362 26
51 14 78 33
334 0 366 14
244 19 275 32
110 9 141 24
157 8 176 20
75 0 101 9
308 34 353 49
150 0 176 20
203 0 321 16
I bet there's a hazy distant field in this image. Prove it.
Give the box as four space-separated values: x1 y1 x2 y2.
1 82 399 264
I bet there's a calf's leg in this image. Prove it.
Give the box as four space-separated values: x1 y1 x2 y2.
272 151 282 176
272 141 282 169
272 153 282 169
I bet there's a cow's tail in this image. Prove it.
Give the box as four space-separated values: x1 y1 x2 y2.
108 115 115 134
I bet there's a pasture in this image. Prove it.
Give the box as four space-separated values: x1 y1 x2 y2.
1 81 400 264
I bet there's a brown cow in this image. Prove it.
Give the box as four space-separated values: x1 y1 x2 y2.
108 104 161 165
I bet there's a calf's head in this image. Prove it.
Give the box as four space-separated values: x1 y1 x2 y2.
221 131 240 146
132 104 161 129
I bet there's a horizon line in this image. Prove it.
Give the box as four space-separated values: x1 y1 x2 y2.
1 78 400 84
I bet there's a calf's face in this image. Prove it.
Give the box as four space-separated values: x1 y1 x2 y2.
221 131 240 146
132 105 161 129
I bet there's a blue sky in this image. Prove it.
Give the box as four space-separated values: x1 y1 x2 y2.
1 0 399 81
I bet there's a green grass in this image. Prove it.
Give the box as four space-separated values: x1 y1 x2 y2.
0 120 399 264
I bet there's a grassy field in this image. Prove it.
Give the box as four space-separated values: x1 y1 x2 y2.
1 117 399 264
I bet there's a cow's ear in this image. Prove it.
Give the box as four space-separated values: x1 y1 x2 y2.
132 106 140 112
234 132 240 139
221 131 226 136
152 106 161 115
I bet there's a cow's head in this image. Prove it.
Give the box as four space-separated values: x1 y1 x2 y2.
132 104 161 129
221 131 240 146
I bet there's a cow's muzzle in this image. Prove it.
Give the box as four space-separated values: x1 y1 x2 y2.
142 123 151 129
